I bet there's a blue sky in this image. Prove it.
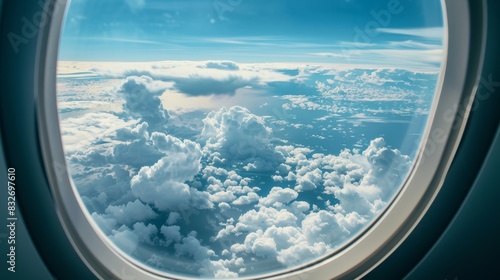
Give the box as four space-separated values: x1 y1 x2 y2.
60 0 444 65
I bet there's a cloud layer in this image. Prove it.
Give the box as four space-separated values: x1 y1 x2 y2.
57 61 434 278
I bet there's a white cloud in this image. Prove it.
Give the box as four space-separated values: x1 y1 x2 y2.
112 139 163 168
272 175 283 182
232 192 260 206
361 137 412 201
108 227 139 254
231 207 298 234
302 210 349 245
175 234 216 261
146 254 165 269
118 76 171 128
160 225 182 246
227 209 347 268
130 132 204 211
276 241 328 267
201 106 284 171
108 222 158 254
132 222 158 245
245 232 278 258
214 136 412 269
104 199 157 225
61 112 135 152
295 167 323 192
259 187 298 207
115 121 149 141
210 190 236 203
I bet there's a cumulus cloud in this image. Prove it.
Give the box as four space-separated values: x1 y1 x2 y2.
213 136 412 270
117 76 170 128
175 234 216 261
320 138 412 215
295 168 323 192
108 222 158 254
201 168 261 207
231 207 298 233
302 210 349 245
130 132 205 211
276 241 328 267
108 227 139 254
201 106 284 171
277 138 412 217
160 225 182 246
232 192 260 206
160 229 238 277
112 139 164 168
314 68 438 103
226 208 346 268
132 222 159 244
104 199 157 225
115 121 149 141
259 187 298 207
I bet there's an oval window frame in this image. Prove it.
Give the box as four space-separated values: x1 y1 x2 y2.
35 0 486 279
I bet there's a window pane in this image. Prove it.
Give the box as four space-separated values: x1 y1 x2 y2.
57 0 444 278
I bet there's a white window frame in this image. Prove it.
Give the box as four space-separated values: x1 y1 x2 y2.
35 0 486 279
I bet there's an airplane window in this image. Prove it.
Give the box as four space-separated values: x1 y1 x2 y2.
55 0 445 278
